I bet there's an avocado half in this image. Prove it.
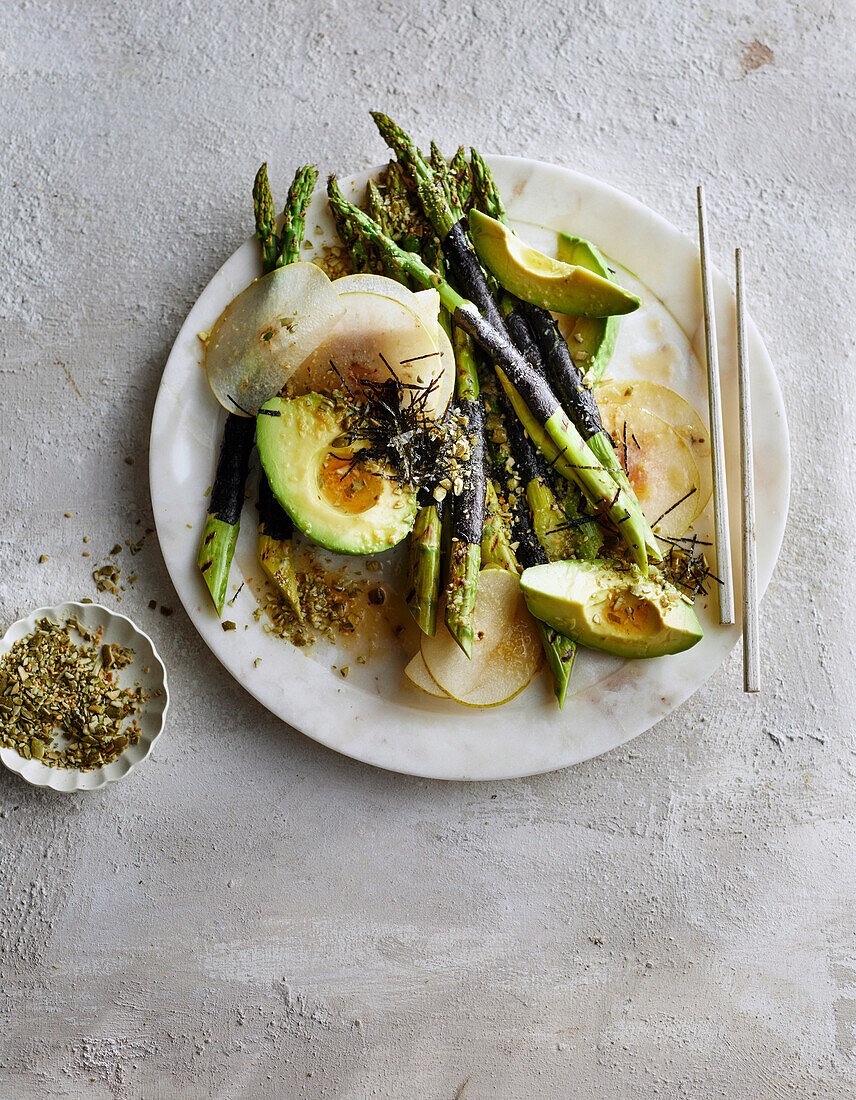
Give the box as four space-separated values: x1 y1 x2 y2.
467 209 640 318
556 233 621 385
520 559 702 659
256 393 417 555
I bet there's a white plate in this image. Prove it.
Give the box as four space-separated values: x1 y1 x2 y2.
149 157 789 781
0 602 169 791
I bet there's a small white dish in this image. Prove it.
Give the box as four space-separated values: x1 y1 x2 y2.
0 602 169 792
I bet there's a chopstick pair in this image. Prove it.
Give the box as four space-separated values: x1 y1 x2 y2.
697 186 759 693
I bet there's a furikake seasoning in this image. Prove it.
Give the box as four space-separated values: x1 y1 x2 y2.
0 617 146 770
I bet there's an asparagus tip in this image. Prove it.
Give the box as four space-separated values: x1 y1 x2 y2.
449 628 473 660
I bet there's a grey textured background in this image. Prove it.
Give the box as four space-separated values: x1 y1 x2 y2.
1 1 854 1097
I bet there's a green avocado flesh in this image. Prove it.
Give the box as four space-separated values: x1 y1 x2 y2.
256 393 417 555
467 209 640 318
520 559 703 659
556 233 621 385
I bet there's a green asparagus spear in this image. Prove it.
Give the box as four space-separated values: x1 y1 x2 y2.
276 165 318 268
558 481 603 562
253 165 320 615
449 146 473 215
407 499 444 636
522 304 659 561
197 414 255 615
253 163 279 272
372 114 506 334
429 141 463 221
480 379 576 706
257 474 301 617
198 163 318 616
470 149 659 562
469 149 505 223
329 180 376 275
198 166 281 614
365 122 656 568
326 176 649 571
481 479 518 573
356 171 447 636
443 324 485 658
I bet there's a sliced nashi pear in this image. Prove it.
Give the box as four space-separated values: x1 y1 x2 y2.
404 651 450 698
287 287 448 417
596 379 712 521
330 275 441 339
413 288 442 341
433 320 455 419
204 262 344 416
420 568 543 708
597 401 701 539
332 273 416 308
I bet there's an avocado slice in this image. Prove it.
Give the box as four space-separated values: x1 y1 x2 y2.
467 209 640 318
556 234 621 385
256 393 417 555
520 559 702 659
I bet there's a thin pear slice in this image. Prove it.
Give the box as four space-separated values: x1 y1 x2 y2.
404 651 450 698
597 402 701 539
413 288 442 341
334 275 441 341
468 209 640 318
323 277 451 417
596 379 712 522
204 262 344 416
287 288 447 416
421 568 543 708
433 321 455 419
333 273 419 309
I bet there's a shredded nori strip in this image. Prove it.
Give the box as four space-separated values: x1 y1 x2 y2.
651 486 698 528
334 359 464 493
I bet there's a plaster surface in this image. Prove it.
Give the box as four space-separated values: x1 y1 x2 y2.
1 1 854 1097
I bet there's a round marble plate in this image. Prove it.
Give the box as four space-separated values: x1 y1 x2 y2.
150 157 789 781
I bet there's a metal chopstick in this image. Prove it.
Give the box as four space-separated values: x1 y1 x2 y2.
697 185 735 625
735 249 760 692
